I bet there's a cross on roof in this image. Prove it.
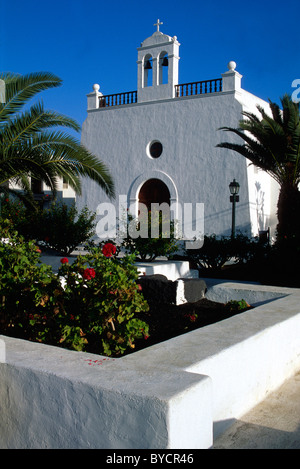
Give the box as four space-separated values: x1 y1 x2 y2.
154 19 163 32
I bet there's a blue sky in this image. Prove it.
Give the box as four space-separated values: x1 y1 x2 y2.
1 0 300 136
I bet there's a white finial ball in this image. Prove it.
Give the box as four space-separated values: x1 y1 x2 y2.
93 83 100 91
228 61 236 71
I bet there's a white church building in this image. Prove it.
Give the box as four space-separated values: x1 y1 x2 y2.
77 20 279 246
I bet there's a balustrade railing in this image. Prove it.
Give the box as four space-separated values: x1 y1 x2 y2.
175 78 222 97
97 78 222 108
99 91 137 107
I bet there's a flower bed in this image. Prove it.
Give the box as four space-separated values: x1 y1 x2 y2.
124 297 252 355
0 230 149 357
0 228 253 358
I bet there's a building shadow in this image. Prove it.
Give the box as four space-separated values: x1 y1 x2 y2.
212 418 300 449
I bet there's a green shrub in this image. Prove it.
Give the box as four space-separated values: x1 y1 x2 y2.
56 245 150 356
0 197 28 231
121 212 179 261
186 234 232 270
0 225 60 343
225 299 251 313
0 198 96 254
0 228 149 357
186 233 269 271
38 202 96 254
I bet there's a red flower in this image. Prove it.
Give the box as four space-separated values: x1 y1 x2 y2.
83 267 96 280
184 313 197 322
60 257 69 264
102 242 117 257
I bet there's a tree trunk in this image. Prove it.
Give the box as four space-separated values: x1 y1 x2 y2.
276 182 300 244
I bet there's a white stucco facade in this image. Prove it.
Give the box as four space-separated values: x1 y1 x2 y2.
77 23 279 244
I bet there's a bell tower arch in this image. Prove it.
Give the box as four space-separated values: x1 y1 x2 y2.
137 19 180 103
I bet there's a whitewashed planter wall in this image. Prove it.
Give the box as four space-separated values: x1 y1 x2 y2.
1 281 300 449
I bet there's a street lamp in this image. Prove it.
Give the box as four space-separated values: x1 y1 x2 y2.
229 179 240 239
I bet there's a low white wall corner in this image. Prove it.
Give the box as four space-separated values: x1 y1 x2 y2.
0 336 213 449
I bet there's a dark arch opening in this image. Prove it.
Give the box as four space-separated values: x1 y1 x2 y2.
159 52 168 85
144 54 153 87
138 178 170 211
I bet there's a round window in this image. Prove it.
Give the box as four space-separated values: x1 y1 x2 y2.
148 140 163 159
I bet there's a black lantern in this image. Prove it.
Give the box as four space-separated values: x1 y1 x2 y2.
229 178 240 196
229 179 240 239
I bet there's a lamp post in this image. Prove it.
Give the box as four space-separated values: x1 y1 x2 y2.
229 179 240 239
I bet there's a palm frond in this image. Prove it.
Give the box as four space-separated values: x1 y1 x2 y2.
0 72 62 122
0 70 115 203
217 95 300 185
5 130 115 198
2 102 81 151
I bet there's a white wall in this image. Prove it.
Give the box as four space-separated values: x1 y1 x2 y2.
1 282 300 449
78 90 255 239
8 178 76 206
237 89 280 238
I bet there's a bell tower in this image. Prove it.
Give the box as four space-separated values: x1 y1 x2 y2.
137 20 180 103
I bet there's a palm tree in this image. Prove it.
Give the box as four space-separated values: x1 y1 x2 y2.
216 94 300 245
0 71 115 207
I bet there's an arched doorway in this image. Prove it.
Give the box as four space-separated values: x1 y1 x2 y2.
137 178 171 240
128 170 179 221
138 178 170 211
